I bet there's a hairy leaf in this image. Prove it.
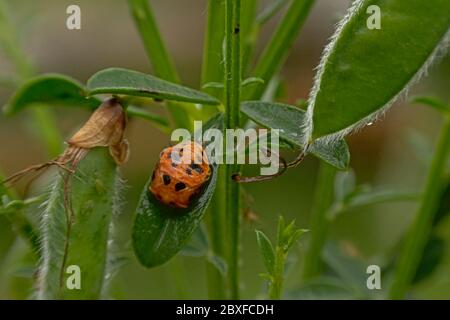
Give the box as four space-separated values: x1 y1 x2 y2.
308 0 450 138
38 148 118 299
87 68 220 105
241 101 350 169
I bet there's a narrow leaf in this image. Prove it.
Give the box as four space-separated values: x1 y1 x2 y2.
87 68 220 105
241 101 350 169
3 74 99 115
412 96 450 115
207 254 228 276
256 230 276 275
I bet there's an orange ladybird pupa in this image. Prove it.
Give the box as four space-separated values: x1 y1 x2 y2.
150 141 210 209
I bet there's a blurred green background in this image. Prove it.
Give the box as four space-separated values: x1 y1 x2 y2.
0 0 449 299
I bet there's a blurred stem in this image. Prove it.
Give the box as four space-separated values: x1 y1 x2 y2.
0 0 63 157
127 0 191 129
224 0 242 300
240 0 258 75
389 117 450 299
245 0 315 100
201 0 225 100
205 166 227 299
301 162 336 281
201 0 227 299
168 257 188 299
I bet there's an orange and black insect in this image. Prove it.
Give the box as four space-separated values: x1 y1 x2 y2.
150 141 210 209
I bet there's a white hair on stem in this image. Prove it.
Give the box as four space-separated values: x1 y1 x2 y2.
304 0 450 146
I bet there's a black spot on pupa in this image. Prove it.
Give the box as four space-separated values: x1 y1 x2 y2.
163 174 171 185
234 25 240 34
171 162 178 168
190 163 203 174
175 182 186 191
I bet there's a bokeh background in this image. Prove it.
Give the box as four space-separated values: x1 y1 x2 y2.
0 0 449 299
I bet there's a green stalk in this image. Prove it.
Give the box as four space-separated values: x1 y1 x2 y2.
224 0 242 299
127 0 191 129
240 0 258 74
205 166 227 299
201 0 226 99
389 117 450 299
269 247 286 299
301 162 336 281
245 0 315 100
201 0 227 299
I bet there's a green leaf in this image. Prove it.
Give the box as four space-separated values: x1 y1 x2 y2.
322 243 369 294
2 73 173 129
87 68 220 105
202 82 224 90
242 77 265 87
207 254 228 277
413 235 445 284
308 140 350 171
132 113 223 268
3 74 99 115
241 101 350 170
38 148 119 299
309 0 450 138
256 0 290 25
180 224 210 257
345 189 419 209
255 230 276 275
126 106 170 128
334 169 356 203
412 96 450 115
433 178 450 226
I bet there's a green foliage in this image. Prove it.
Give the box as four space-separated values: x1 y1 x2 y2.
181 224 227 276
3 74 98 115
309 0 450 138
256 216 307 299
241 101 350 170
132 114 223 268
412 96 450 117
246 0 316 100
2 74 170 129
87 68 220 106
38 148 119 299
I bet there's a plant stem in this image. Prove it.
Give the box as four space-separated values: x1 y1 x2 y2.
269 247 286 299
389 117 450 299
240 0 258 74
245 0 315 100
205 166 227 299
201 0 228 299
127 0 191 129
201 0 225 99
224 0 242 299
301 162 336 281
